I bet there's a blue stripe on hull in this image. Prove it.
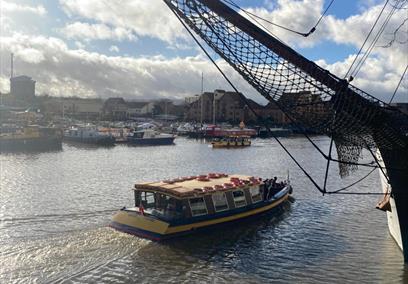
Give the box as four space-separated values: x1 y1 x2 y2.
126 137 175 145
110 199 289 241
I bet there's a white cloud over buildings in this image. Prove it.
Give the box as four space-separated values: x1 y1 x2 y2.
0 0 406 102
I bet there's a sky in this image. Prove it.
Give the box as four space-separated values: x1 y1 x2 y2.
0 0 407 103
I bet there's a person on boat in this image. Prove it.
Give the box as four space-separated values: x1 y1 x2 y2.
263 179 269 200
271 177 277 188
139 203 145 215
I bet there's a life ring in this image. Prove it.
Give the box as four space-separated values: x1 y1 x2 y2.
214 184 224 190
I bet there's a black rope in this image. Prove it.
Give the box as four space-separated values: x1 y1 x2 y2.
345 0 390 79
352 2 398 78
222 0 335 37
313 0 336 33
326 167 377 194
322 135 334 194
327 191 389 195
167 1 404 196
389 64 408 104
170 7 325 193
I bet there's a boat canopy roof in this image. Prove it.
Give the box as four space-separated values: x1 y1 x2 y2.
134 174 262 198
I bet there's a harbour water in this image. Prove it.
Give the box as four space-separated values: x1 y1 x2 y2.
0 136 406 283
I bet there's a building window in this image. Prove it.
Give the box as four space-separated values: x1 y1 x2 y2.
250 186 262 203
212 192 229 212
232 190 246 207
189 197 208 216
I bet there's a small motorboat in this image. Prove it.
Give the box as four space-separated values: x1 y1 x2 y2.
126 129 175 146
63 125 115 146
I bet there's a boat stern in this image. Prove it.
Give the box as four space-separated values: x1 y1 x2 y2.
110 208 170 241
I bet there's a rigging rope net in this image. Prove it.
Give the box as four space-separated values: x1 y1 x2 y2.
164 0 408 177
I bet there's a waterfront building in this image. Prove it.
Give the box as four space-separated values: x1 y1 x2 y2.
127 102 150 117
184 89 263 123
40 97 103 120
10 75 36 102
103 97 128 120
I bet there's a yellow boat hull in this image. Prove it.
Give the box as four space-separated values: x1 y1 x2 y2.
110 192 289 240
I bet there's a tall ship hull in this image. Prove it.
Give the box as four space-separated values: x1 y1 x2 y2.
377 150 408 260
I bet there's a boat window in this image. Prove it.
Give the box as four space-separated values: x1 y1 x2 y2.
212 192 229 212
250 186 262 203
189 197 207 216
141 192 155 209
232 190 246 207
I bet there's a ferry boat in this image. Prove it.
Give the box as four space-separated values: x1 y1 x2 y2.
211 135 251 148
110 173 292 240
63 125 115 146
0 125 62 152
126 129 175 146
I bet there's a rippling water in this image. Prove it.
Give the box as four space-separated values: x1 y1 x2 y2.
0 137 406 283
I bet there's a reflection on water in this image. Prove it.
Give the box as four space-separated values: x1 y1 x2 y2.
0 137 406 283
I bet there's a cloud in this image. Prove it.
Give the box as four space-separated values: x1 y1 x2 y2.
59 0 188 44
60 22 137 42
0 1 406 103
1 1 47 16
0 34 257 101
109 45 120 53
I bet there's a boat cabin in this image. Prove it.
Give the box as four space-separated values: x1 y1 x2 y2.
132 174 285 221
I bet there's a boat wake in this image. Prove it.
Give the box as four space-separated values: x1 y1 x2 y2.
0 227 149 284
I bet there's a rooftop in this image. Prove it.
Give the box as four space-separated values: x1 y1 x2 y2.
134 174 262 198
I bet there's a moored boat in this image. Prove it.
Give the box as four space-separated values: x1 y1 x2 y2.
126 129 175 146
211 135 251 148
63 125 115 146
110 173 292 240
0 125 62 152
